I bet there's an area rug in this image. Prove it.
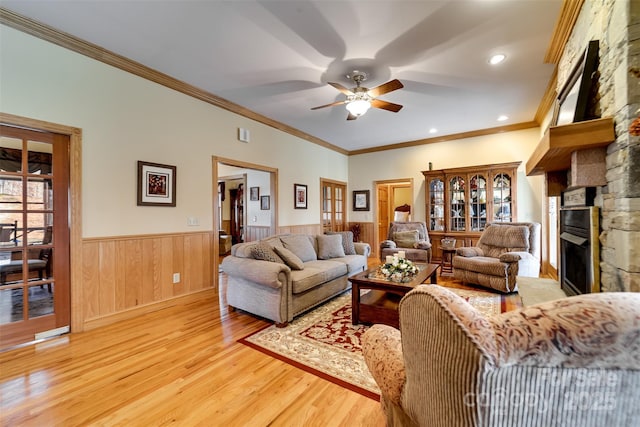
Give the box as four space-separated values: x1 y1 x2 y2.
239 286 506 400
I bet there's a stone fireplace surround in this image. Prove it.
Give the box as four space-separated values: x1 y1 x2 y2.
559 0 639 292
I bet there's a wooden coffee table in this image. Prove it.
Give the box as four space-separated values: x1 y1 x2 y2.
350 263 440 329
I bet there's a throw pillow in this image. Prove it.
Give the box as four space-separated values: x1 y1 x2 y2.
250 242 284 264
280 234 318 262
393 230 419 248
273 246 305 270
316 234 346 259
326 231 356 255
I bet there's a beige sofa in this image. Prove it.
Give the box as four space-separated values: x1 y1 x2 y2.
221 232 370 327
362 285 640 427
453 222 540 293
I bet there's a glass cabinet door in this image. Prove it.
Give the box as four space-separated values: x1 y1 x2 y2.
493 173 513 222
469 174 487 231
428 178 444 231
449 176 465 231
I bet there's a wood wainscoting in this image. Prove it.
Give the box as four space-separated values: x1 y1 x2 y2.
245 225 272 242
277 224 323 236
349 222 375 257
81 231 214 330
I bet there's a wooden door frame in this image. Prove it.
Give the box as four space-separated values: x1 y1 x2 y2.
374 178 414 259
319 178 347 232
0 112 83 332
212 156 277 290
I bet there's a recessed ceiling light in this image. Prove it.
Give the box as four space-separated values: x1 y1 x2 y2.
489 54 506 65
429 128 437 134
497 115 509 121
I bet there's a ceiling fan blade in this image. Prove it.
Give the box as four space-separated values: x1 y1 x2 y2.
310 100 347 110
328 82 354 95
367 79 404 98
371 99 403 112
347 112 358 120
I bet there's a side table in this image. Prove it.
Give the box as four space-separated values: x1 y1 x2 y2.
440 246 456 275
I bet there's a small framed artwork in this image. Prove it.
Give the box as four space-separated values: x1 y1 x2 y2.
353 190 370 211
294 183 307 209
552 39 599 126
260 195 270 210
137 161 176 207
250 186 260 201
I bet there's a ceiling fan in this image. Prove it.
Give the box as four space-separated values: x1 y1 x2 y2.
311 71 404 120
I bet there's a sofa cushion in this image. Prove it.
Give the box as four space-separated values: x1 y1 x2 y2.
393 230 419 248
281 234 317 262
290 260 348 294
274 246 304 270
328 254 366 274
326 231 356 255
250 242 284 264
317 234 346 259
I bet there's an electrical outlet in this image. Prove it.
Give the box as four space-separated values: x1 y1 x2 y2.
172 273 180 284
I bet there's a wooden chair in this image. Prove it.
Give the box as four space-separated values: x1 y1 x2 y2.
0 221 18 246
0 226 52 290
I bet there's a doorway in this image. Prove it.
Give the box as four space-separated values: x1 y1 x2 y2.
212 157 278 290
374 179 413 259
0 124 71 348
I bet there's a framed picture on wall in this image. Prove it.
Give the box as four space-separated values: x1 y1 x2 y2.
294 183 307 209
250 186 259 201
260 195 270 210
137 161 176 207
353 190 370 211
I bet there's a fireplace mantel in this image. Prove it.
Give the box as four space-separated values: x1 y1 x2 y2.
526 117 615 176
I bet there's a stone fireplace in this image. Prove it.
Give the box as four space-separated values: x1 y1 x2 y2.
559 0 640 292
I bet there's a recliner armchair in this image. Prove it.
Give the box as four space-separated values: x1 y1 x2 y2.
452 222 540 293
380 221 432 263
362 285 640 427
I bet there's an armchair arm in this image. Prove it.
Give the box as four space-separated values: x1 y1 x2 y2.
414 240 432 250
362 325 405 405
456 247 484 257
354 242 371 257
220 256 291 289
498 252 521 263
380 240 397 249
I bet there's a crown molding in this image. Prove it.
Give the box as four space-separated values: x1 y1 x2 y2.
348 121 539 156
0 8 348 156
544 0 585 64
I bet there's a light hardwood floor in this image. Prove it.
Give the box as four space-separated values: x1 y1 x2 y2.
1 273 386 426
1 259 522 426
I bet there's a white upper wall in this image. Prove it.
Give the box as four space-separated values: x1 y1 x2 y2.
0 25 348 237
348 127 545 225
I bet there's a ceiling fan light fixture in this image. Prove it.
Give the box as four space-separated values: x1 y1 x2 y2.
346 99 371 116
489 53 506 65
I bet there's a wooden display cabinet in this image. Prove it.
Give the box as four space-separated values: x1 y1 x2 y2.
422 162 520 261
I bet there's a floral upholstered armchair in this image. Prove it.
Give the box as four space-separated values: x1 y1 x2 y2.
380 221 432 263
452 222 540 293
362 285 640 427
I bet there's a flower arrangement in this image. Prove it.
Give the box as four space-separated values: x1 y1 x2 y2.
379 254 419 283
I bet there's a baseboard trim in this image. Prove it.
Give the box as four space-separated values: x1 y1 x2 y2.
83 288 215 331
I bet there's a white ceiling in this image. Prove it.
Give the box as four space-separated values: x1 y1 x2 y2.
2 0 562 152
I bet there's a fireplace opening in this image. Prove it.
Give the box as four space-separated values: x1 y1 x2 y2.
559 207 600 296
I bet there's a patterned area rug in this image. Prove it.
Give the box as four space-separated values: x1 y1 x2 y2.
239 287 505 400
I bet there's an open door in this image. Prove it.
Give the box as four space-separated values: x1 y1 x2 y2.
0 125 71 348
